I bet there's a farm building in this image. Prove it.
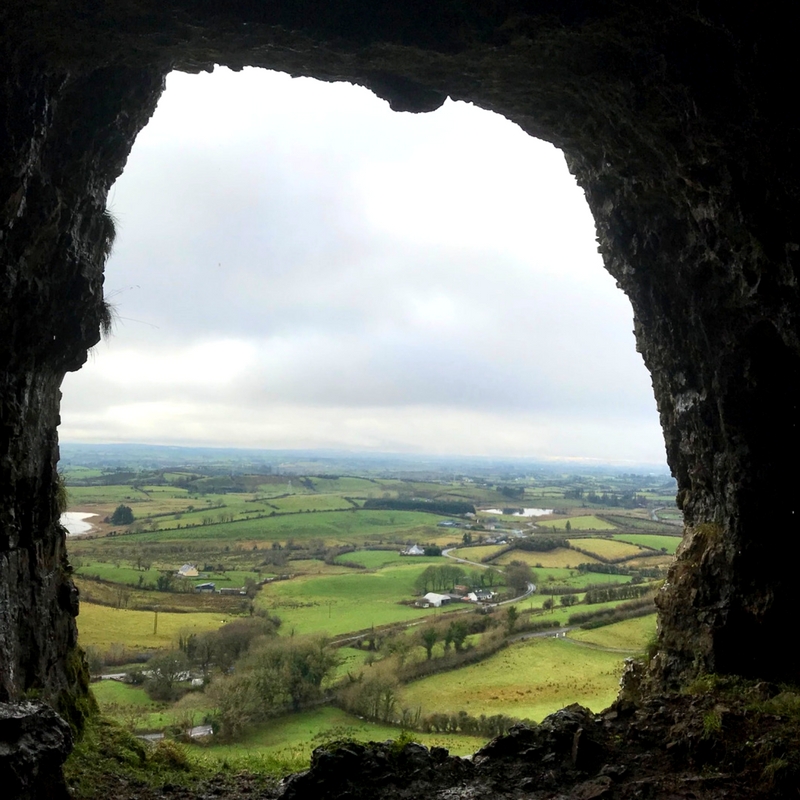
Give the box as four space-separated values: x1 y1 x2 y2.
194 582 215 593
419 592 451 608
401 544 425 556
177 564 199 577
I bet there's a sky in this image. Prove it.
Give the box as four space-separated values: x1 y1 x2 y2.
59 67 667 467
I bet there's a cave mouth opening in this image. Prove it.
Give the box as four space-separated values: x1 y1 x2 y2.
55 64 671 759
60 66 664 467
61 61 663 732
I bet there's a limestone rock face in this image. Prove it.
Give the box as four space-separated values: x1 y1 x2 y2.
1 0 799 724
0 701 72 799
0 51 164 713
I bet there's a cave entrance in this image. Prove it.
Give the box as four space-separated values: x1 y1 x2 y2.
57 66 670 754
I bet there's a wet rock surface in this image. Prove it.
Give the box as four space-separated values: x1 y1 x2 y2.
3 1 800 794
0 701 72 800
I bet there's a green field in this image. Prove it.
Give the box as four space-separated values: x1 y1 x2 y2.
448 545 504 563
91 680 198 731
534 567 632 589
92 680 157 709
269 494 356 513
256 564 462 636
568 613 657 651
199 707 488 764
494 548 599 568
610 534 681 554
68 485 154 505
547 516 617 531
309 476 382 494
93 688 495 768
398 637 624 722
567 538 644 559
64 463 677 763
335 550 444 569
73 559 264 590
116 510 447 546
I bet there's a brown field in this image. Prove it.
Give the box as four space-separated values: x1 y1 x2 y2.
77 601 233 652
624 554 675 568
74 577 247 613
448 545 505 563
494 548 600 569
567 538 644 560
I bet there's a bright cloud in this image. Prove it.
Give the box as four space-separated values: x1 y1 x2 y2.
60 67 666 466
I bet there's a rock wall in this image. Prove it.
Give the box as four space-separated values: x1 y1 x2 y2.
2 2 799 724
0 55 164 712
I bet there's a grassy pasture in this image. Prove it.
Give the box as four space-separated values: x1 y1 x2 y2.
494 548 600 569
330 646 373 681
568 613 657 651
92 680 156 709
73 560 263 589
447 545 504 563
398 637 623 722
625 555 675 569
118 510 446 547
62 466 105 480
92 681 211 732
269 494 355 513
599 514 678 533
74 561 164 586
139 485 191 498
77 602 233 652
279 559 352 576
200 707 488 765
75 578 247 614
534 567 632 589
335 550 444 569
309 476 383 495
567 538 644 559
67 486 152 505
610 534 681 554
256 564 462 637
546 516 617 531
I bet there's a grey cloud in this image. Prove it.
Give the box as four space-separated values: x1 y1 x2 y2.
61 67 666 465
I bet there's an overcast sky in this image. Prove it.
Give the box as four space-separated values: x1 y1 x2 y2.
59 67 667 466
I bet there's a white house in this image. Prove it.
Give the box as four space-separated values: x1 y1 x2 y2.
401 544 425 556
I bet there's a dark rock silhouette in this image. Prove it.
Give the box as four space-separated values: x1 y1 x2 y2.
2 2 800 795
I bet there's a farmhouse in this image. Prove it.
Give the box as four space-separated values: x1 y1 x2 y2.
401 544 425 556
466 590 495 603
177 564 199 577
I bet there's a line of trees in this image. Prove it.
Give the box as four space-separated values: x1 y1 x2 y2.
583 583 654 604
363 498 475 515
413 564 468 594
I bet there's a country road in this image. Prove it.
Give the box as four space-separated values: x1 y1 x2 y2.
442 547 536 604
